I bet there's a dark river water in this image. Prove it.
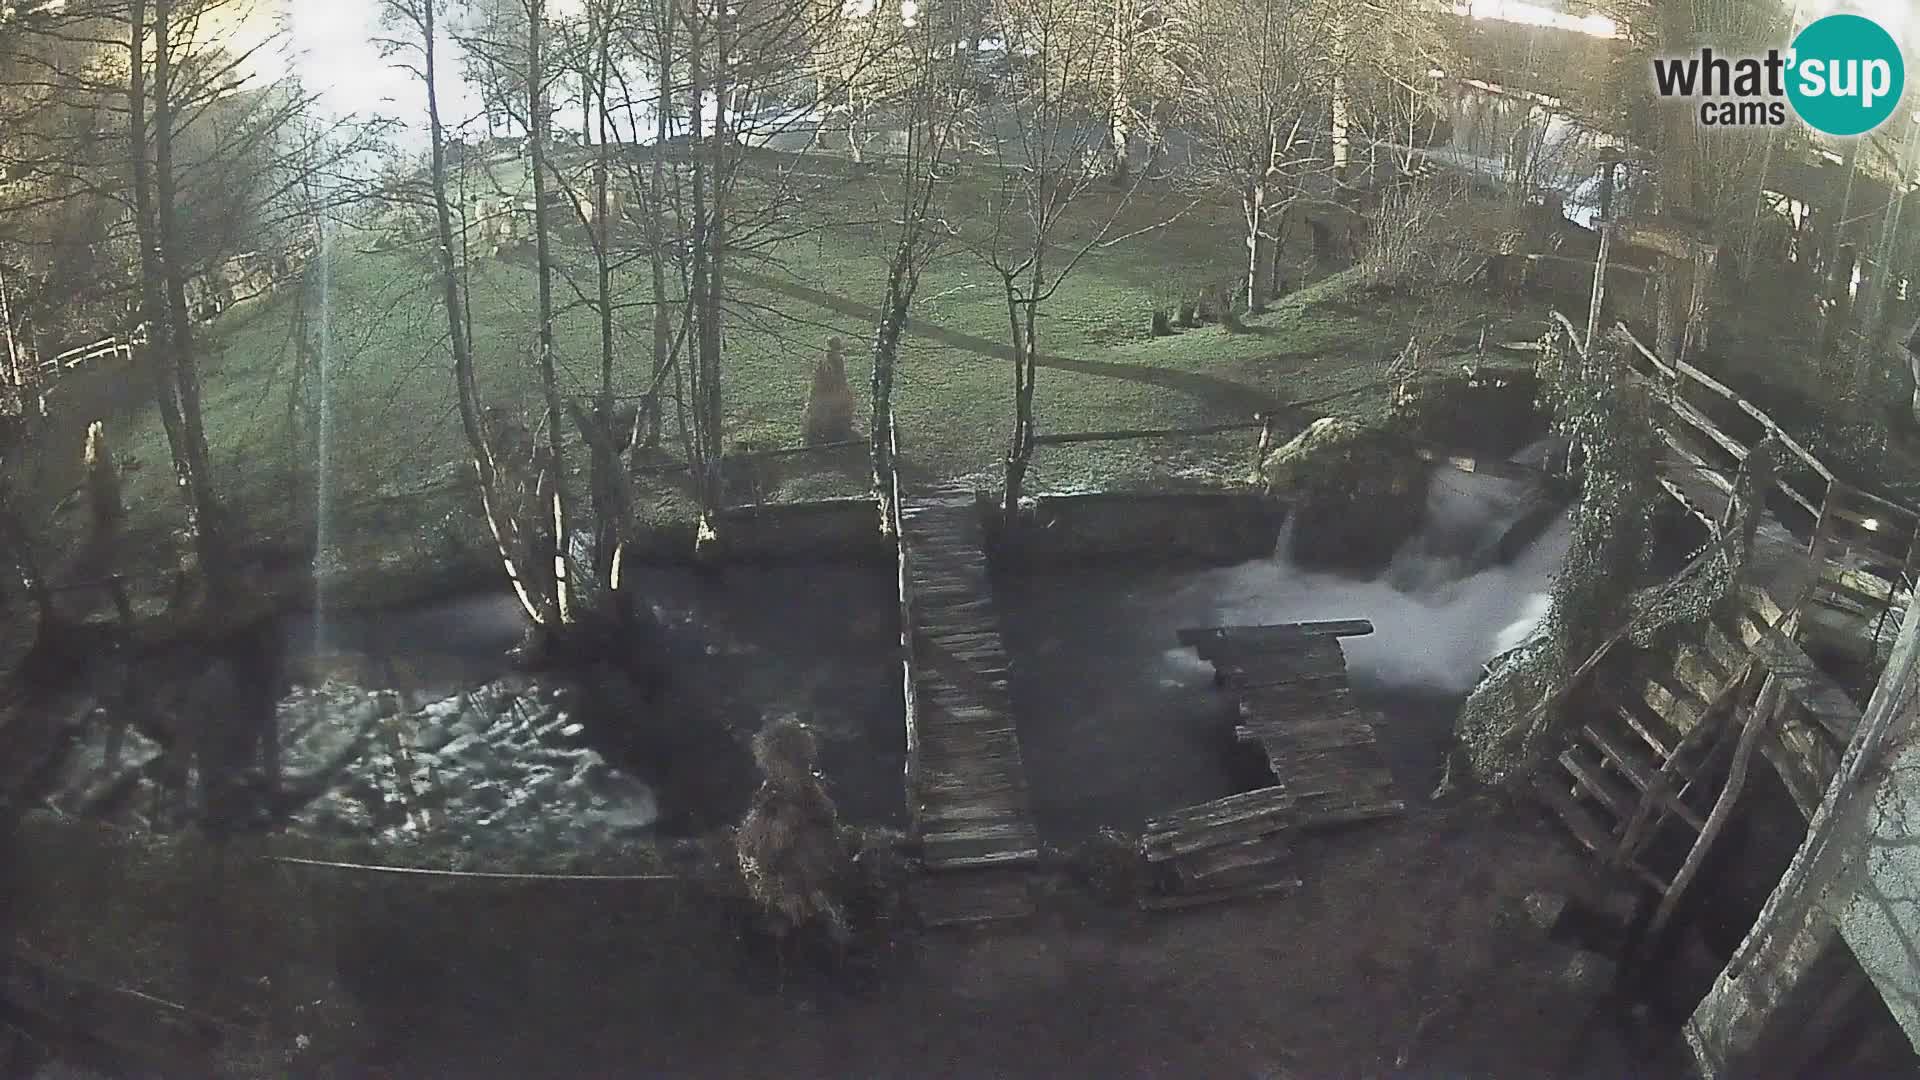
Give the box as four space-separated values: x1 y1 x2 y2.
44 460 1565 854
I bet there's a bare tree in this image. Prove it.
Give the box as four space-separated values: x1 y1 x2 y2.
526 0 576 625
378 0 552 630
978 0 1141 527
1172 0 1342 316
864 0 970 525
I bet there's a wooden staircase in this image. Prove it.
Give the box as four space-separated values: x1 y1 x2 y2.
1534 618 1751 898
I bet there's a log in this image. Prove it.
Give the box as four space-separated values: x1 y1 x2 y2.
1030 420 1266 446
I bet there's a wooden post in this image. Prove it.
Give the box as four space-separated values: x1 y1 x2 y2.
1613 661 1748 867
1586 159 1617 355
1250 413 1273 482
1641 672 1780 957
0 260 19 392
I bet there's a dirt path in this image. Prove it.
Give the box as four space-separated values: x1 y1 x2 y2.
331 800 1663 1079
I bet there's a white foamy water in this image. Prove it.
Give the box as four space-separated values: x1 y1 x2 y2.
1158 456 1570 696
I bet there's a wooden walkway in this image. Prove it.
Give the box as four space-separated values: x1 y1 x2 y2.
897 485 1039 891
1141 621 1403 910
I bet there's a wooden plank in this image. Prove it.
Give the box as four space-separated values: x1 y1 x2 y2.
899 488 1039 872
1744 628 1861 743
1532 774 1671 895
1145 786 1298 835
1758 731 1827 820
1144 791 1404 859
1617 704 1675 760
1560 750 1635 821
1661 394 1750 466
1644 675 1706 735
1213 636 1348 674
1236 687 1363 725
1236 721 1379 753
1826 480 1920 525
1141 877 1303 911
1532 772 1613 855
1581 724 1705 832
1169 832 1292 885
1664 346 1834 484
1032 420 1265 446
1178 620 1374 653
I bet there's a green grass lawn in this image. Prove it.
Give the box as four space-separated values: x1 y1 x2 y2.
98 173 1549 585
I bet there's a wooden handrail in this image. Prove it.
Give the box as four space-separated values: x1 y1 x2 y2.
1030 419 1266 447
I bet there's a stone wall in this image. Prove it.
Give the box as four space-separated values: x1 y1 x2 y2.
695 497 889 565
1001 492 1282 567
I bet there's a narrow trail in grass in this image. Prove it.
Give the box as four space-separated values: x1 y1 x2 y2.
734 267 1291 417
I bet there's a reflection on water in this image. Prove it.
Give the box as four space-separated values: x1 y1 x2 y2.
44 564 903 851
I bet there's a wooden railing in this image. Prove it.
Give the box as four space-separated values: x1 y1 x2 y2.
887 408 922 836
1028 415 1275 485
1550 309 1920 641
1549 311 1848 536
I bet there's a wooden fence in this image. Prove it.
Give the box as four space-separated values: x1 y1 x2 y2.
1550 310 1920 642
886 409 923 831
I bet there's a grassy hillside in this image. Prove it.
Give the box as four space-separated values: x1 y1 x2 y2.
88 175 1548 584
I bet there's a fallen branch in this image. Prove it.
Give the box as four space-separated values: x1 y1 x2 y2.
263 855 677 881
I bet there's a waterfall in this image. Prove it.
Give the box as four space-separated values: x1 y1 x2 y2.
1161 447 1570 697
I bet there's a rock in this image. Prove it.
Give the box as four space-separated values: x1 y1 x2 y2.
1559 950 1618 995
1523 890 1570 932
413 721 457 754
1260 417 1428 569
423 696 463 722
439 732 487 769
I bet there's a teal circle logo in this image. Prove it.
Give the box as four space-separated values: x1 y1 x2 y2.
1786 14 1905 136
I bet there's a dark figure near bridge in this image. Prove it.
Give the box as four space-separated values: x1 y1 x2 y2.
736 718 852 980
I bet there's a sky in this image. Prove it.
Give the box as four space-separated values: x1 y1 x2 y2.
286 0 484 137
262 0 1629 128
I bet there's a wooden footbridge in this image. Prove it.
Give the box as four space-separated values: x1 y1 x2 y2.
1141 620 1404 910
1529 315 1917 938
893 481 1040 925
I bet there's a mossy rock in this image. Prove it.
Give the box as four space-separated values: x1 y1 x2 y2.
1389 365 1543 456
1261 417 1428 570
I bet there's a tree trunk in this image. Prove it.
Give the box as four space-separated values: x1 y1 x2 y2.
128 0 190 509
1107 0 1132 184
1244 185 1270 315
422 0 540 627
528 0 573 626
152 0 229 605
587 1 624 590
1003 264 1041 531
702 1 729 509
872 246 912 526
581 69 592 147
645 9 674 448
684 8 721 511
1331 73 1350 182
